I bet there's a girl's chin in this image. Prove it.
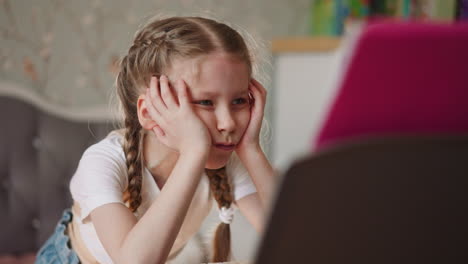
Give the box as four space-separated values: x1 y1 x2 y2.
204 153 232 169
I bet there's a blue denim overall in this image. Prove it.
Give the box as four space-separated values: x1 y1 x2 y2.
35 209 80 264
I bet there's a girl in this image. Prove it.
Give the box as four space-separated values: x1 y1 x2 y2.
35 15 275 264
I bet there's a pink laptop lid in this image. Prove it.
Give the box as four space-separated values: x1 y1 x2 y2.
315 22 468 151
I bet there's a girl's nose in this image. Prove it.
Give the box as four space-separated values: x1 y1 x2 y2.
216 108 236 133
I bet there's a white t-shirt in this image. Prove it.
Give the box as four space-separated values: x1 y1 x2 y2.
69 130 257 264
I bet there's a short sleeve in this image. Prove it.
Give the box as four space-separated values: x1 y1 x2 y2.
70 142 128 222
227 153 257 201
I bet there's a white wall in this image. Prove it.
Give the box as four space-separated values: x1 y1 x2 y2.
271 24 362 173
271 50 344 172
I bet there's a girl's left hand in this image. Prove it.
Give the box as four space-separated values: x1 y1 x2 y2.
236 78 267 154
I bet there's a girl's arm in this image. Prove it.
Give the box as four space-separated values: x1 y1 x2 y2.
91 151 208 264
236 144 276 212
92 76 211 264
235 79 277 233
235 145 277 235
235 193 265 234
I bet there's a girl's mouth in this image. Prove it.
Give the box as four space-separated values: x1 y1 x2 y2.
214 144 236 151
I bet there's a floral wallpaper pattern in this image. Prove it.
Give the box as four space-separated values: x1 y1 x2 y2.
0 0 311 108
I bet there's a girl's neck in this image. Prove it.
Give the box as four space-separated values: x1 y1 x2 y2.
143 132 180 189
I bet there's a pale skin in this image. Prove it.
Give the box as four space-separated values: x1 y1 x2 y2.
89 52 275 264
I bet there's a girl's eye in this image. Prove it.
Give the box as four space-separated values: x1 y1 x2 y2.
195 100 213 106
233 98 247 105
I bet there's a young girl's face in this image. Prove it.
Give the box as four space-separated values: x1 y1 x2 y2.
169 52 251 169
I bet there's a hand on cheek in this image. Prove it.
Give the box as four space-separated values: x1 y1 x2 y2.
236 78 267 154
144 75 211 154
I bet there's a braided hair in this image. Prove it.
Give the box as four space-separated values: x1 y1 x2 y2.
205 167 234 261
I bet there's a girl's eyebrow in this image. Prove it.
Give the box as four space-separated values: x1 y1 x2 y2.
194 91 217 97
237 90 249 96
193 90 249 97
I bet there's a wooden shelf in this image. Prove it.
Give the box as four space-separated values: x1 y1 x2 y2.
271 36 342 53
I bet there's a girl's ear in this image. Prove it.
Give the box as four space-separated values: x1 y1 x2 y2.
137 94 157 130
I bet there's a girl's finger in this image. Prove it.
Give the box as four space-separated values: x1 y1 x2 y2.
251 78 267 96
249 81 265 112
145 89 166 126
149 76 167 114
248 91 255 106
159 75 178 110
249 80 262 100
152 124 165 137
145 88 159 116
175 79 190 109
248 84 255 106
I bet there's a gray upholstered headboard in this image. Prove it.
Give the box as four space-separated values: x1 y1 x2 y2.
0 84 117 256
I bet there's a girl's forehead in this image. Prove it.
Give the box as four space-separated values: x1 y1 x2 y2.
168 53 250 94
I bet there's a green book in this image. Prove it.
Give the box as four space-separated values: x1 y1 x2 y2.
433 0 456 21
349 0 370 18
309 0 350 36
310 0 337 35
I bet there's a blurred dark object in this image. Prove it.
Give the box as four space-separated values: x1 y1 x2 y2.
457 0 468 21
256 135 468 264
0 93 114 261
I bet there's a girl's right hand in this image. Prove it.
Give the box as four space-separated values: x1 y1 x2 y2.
145 75 211 155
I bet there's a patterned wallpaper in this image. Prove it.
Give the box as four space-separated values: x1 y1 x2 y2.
0 0 311 108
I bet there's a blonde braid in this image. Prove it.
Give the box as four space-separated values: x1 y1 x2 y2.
122 118 145 212
205 167 234 262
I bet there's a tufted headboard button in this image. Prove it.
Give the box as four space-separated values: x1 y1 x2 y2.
32 218 41 230
32 137 43 150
